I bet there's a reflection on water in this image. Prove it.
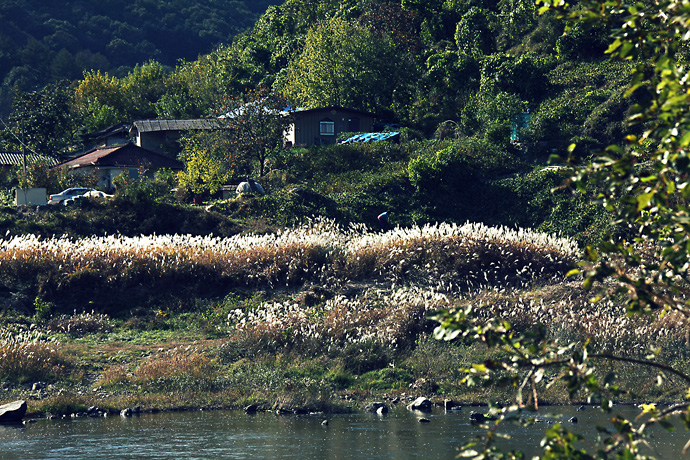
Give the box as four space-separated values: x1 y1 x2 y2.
0 406 687 459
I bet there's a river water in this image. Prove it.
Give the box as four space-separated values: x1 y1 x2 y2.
1 405 687 459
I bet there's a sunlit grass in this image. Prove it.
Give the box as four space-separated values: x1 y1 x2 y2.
0 218 578 302
0 325 70 383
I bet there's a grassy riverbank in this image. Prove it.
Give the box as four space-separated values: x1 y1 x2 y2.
1 219 688 418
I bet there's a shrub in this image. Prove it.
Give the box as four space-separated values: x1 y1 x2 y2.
133 347 219 391
0 326 69 383
113 167 175 203
47 310 113 336
358 367 414 390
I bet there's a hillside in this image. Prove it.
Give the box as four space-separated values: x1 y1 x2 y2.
0 0 282 115
1 0 633 153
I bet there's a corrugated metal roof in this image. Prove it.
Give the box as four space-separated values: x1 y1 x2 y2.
0 152 59 166
59 144 183 170
339 132 400 144
132 119 221 133
292 105 375 117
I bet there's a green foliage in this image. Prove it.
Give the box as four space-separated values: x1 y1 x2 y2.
73 70 128 132
455 7 495 56
358 368 414 390
214 88 293 177
113 167 175 203
494 167 615 246
3 81 76 156
277 16 415 114
408 138 520 201
431 0 690 456
176 147 230 197
33 297 54 323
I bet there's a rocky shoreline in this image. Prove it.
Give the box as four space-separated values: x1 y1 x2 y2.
2 391 609 428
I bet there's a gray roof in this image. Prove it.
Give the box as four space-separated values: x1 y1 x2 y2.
132 119 221 133
0 152 59 166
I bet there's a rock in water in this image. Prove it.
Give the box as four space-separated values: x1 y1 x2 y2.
364 402 388 413
0 400 27 423
407 397 432 412
469 411 485 423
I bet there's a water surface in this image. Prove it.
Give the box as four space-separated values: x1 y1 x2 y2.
1 406 687 459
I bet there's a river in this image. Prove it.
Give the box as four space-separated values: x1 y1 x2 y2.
1 405 687 459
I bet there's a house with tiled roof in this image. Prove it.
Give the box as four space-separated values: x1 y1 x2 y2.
130 119 221 154
58 143 183 190
0 151 59 170
80 122 131 151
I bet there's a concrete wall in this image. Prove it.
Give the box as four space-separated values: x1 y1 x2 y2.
14 188 47 206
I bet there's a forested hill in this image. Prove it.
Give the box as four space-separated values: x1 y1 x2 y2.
0 0 282 114
0 0 633 179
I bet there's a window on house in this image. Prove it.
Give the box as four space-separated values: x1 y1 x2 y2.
320 120 335 135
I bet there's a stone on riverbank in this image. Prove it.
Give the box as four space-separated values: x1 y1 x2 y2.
0 400 27 423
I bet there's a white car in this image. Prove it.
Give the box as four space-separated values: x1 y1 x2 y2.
47 188 96 205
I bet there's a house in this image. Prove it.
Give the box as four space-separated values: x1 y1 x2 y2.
0 151 59 180
0 151 59 169
80 122 131 151
285 106 375 147
57 143 183 190
130 119 221 155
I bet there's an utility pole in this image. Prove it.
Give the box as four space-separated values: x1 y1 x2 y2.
21 112 26 174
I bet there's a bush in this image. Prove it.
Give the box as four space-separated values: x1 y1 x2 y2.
407 137 525 222
47 310 114 336
112 167 176 203
0 326 70 383
358 368 414 390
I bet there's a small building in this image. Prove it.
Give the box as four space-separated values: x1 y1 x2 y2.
80 122 131 151
285 106 375 147
0 151 59 172
130 119 221 155
57 143 183 191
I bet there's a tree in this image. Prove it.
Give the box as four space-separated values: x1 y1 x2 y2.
120 60 167 120
4 80 77 156
432 0 690 457
276 16 408 114
215 88 293 177
73 70 128 132
455 7 495 56
176 144 230 197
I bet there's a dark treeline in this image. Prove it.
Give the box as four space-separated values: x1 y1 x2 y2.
0 0 282 115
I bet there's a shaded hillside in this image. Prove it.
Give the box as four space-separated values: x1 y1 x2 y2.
0 0 282 114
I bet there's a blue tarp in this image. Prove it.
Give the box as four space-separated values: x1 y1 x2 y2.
339 132 400 144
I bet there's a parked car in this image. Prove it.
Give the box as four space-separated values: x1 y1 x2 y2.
83 190 113 199
47 188 96 205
